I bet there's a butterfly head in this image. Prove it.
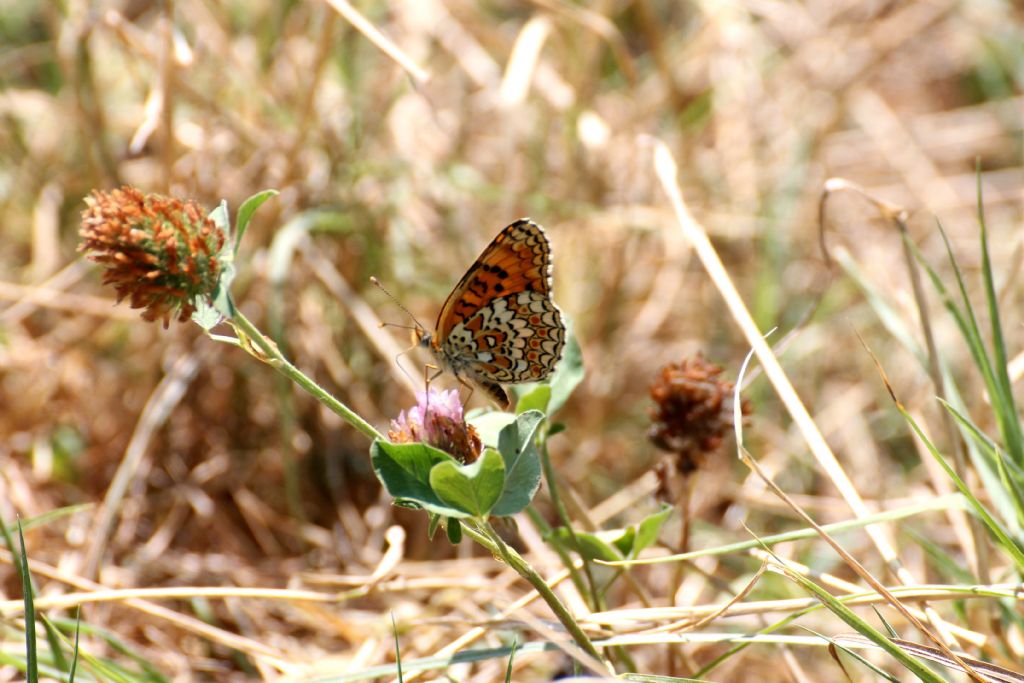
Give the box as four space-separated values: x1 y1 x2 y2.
413 327 431 348
413 326 445 357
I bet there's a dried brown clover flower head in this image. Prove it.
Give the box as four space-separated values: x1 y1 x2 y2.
79 186 225 327
388 388 482 464
648 354 751 475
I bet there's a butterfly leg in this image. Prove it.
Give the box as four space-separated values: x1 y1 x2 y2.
423 364 443 413
455 376 509 410
453 375 475 408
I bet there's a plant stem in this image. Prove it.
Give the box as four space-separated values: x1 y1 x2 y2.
523 506 590 601
229 307 605 664
538 440 604 611
465 521 609 672
229 308 383 442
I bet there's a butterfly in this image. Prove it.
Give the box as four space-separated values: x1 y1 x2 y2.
413 219 566 409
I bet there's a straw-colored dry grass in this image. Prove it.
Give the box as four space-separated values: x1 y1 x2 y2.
1 1 1023 681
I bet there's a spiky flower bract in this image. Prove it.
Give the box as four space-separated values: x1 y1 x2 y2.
79 186 226 327
648 354 750 475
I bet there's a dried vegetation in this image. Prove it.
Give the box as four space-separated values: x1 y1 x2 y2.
1 1 1022 680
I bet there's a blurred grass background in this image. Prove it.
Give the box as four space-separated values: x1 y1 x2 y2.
0 0 1022 680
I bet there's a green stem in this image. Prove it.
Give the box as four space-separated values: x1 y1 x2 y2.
464 521 608 671
229 308 383 442
228 307 603 664
524 506 591 601
538 440 604 611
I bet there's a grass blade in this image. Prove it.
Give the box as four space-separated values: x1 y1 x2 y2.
975 171 1024 463
504 639 519 683
904 403 1024 568
770 557 945 683
391 613 403 683
18 520 38 683
68 610 81 683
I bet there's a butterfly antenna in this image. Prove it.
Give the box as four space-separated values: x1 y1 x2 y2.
370 276 427 333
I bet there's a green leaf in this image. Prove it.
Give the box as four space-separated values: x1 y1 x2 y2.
208 200 231 252
633 504 673 557
234 189 278 254
427 513 442 539
552 528 625 562
491 411 544 516
944 398 1024 527
468 411 516 450
210 262 237 320
194 200 237 327
370 440 471 518
446 518 463 545
515 385 550 414
429 448 505 518
546 317 584 414
552 506 671 563
612 526 637 557
191 298 223 330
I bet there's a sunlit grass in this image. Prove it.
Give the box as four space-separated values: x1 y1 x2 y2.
1 1 1023 681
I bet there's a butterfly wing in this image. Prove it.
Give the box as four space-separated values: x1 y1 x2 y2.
434 219 566 392
434 219 553 337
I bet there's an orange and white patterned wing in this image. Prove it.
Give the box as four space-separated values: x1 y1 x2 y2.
433 219 565 394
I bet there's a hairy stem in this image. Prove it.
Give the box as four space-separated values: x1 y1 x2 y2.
229 308 383 442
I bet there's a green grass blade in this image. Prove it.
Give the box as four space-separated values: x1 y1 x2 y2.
2 504 92 537
872 607 899 639
391 613 403 683
836 241 1020 527
0 653 67 681
831 248 928 367
906 403 1024 568
808 629 900 683
975 172 1024 463
694 602 813 677
904 524 1024 637
602 494 965 567
48 616 171 682
933 219 1022 467
900 222 1024 529
905 224 991 385
773 561 945 682
39 615 68 674
68 612 81 683
904 223 1015 466
993 453 1024 531
503 639 518 683
18 520 38 683
942 400 1024 532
